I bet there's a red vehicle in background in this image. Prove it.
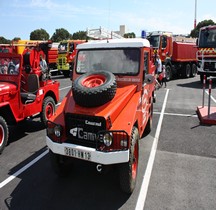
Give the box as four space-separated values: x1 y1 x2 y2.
57 40 86 77
0 41 60 154
197 25 216 82
147 31 197 80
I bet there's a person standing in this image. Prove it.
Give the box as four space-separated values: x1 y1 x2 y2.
161 65 167 88
156 54 162 85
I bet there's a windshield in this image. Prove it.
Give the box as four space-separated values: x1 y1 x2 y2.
0 56 20 75
76 48 140 75
147 35 160 48
199 28 216 48
58 43 68 53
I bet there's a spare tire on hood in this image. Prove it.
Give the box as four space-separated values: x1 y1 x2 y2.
72 70 117 107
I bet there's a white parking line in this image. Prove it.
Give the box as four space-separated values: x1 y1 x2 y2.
205 90 216 104
154 112 197 117
59 86 71 91
0 150 48 189
135 89 169 210
0 85 71 189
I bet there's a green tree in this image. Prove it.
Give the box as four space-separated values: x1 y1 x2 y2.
0 37 10 44
51 28 72 42
30 28 49 40
190 19 215 38
12 37 21 42
124 32 136 38
72 31 87 40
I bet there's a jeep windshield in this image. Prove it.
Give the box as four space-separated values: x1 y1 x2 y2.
199 28 216 48
76 48 140 75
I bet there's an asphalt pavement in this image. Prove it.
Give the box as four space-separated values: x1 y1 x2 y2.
0 75 216 210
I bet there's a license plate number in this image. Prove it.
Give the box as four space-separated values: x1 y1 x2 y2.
64 147 91 161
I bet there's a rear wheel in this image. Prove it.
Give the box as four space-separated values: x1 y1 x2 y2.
40 96 56 126
191 64 197 77
165 65 172 81
0 116 9 154
118 126 139 194
184 64 191 78
144 101 153 136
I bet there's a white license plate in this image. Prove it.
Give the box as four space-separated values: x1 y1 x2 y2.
64 147 91 161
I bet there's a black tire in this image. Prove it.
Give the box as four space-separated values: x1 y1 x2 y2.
165 65 172 81
184 64 191 78
0 116 9 155
40 96 56 126
49 150 72 177
118 126 139 194
63 71 70 78
144 102 153 136
191 64 197 77
72 71 117 107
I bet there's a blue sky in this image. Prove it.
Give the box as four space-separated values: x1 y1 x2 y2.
0 0 215 40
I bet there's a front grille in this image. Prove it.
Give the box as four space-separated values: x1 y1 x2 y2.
204 62 216 71
65 113 106 148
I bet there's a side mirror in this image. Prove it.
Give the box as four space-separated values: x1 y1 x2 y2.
144 74 155 84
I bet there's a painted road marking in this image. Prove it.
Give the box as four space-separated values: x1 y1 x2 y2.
135 89 169 210
0 150 48 189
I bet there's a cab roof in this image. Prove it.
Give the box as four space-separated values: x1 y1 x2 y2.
76 38 150 49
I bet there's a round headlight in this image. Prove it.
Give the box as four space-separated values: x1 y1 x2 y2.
103 133 113 147
54 125 62 137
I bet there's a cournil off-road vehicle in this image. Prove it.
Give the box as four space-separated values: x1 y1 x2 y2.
46 38 156 194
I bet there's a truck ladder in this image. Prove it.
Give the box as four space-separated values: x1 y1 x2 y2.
87 27 123 39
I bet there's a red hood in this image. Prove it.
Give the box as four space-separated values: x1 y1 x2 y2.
0 82 17 96
64 85 137 125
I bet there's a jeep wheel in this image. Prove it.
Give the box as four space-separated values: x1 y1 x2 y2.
49 150 72 177
118 126 139 194
144 101 153 136
0 116 9 154
72 71 117 107
40 96 56 126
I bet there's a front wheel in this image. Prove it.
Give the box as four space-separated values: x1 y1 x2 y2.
40 96 56 126
118 126 139 194
0 116 9 154
49 150 72 177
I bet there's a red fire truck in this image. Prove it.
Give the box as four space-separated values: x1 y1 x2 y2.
57 40 86 77
46 38 156 194
147 31 197 80
197 25 216 82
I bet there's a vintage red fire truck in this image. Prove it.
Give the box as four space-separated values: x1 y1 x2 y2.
46 38 156 194
57 40 86 77
147 31 197 80
0 41 60 154
197 25 216 82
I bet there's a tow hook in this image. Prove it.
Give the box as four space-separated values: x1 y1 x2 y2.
96 164 102 173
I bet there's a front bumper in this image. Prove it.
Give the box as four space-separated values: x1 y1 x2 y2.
197 69 216 77
46 136 129 165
